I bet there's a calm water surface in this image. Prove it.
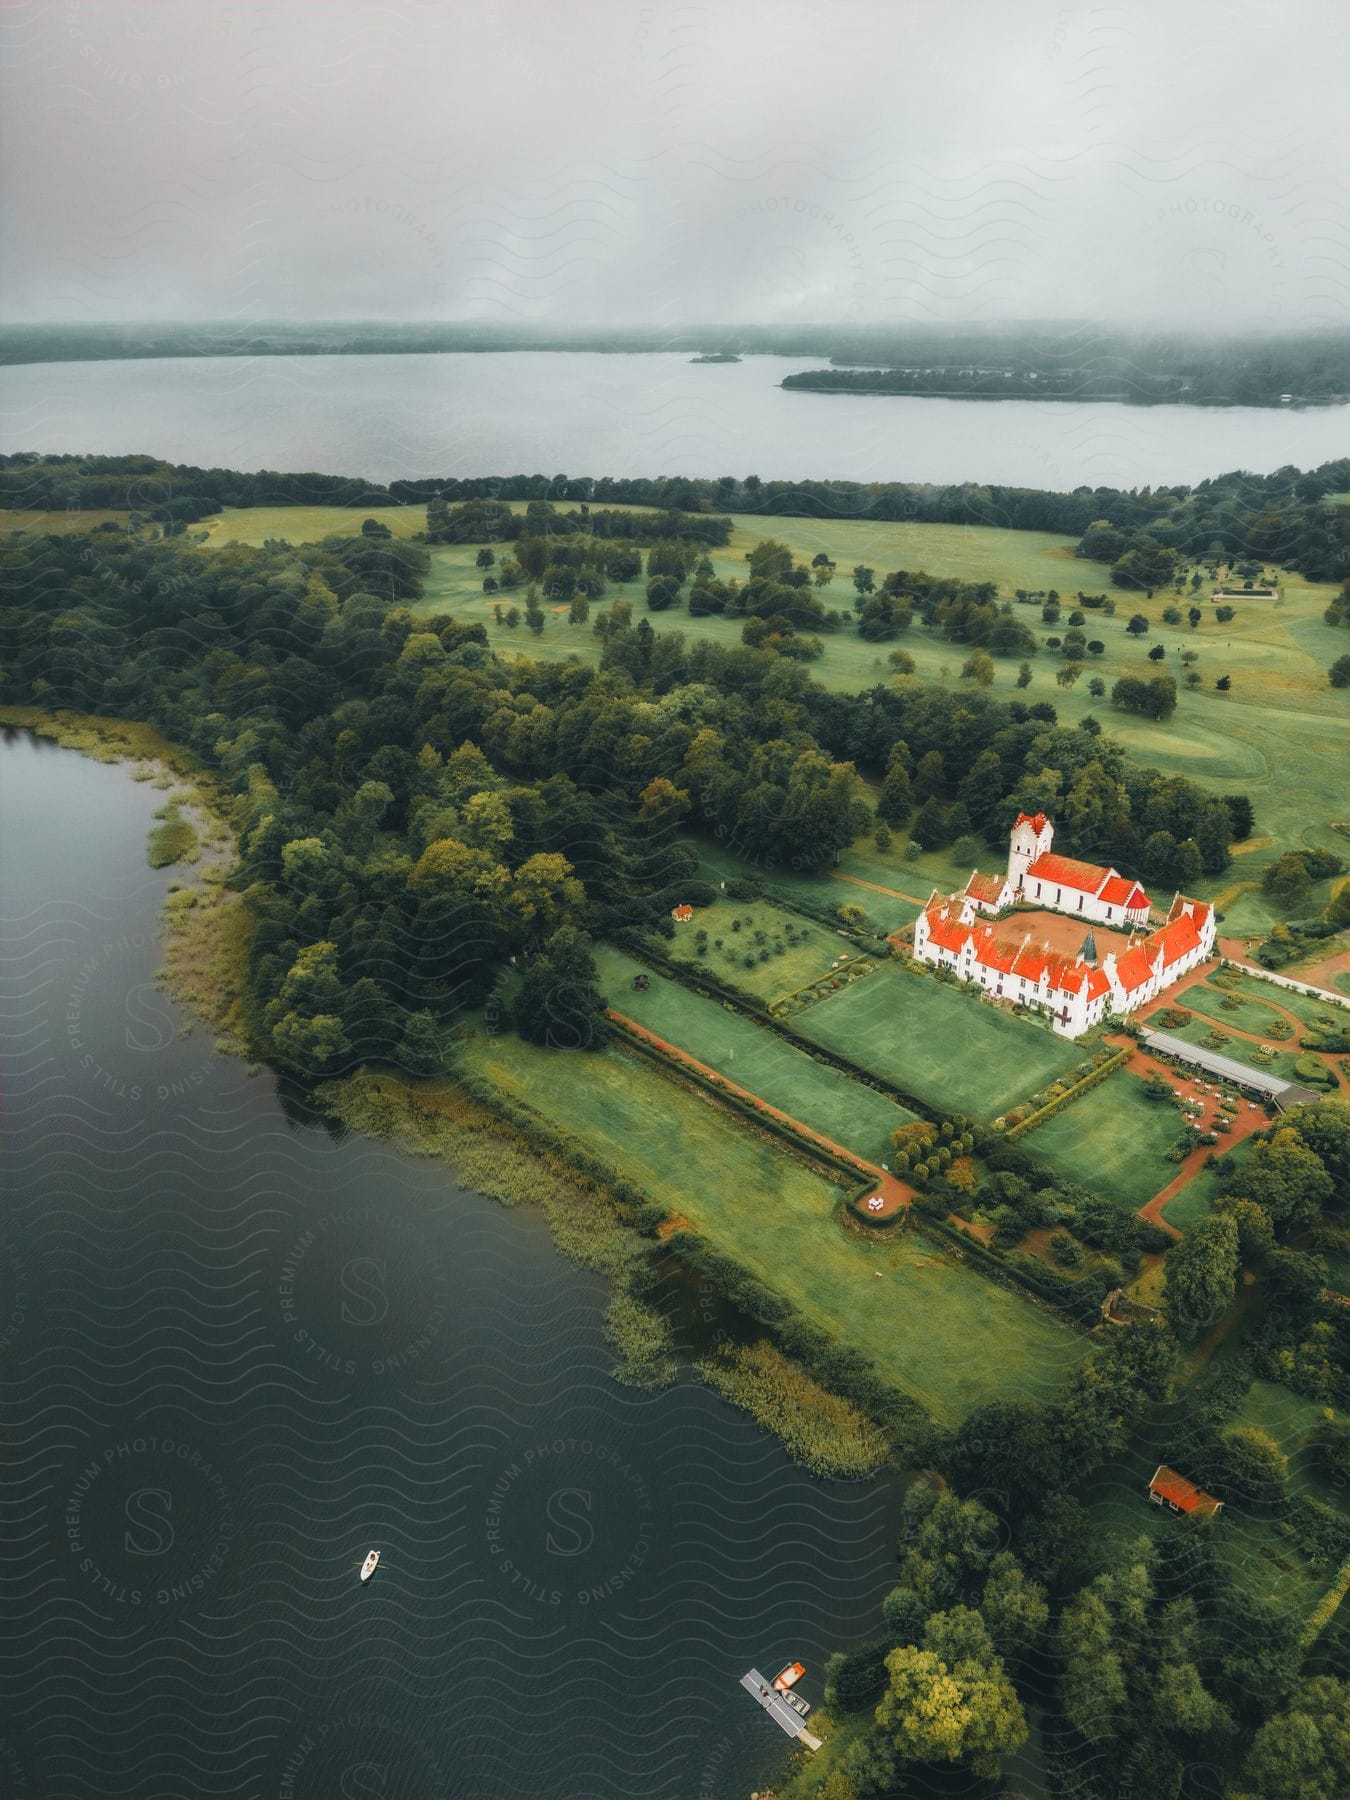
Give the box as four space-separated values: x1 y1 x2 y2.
2 352 1347 488
0 730 900 1799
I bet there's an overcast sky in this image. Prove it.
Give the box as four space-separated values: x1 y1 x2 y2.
2 0 1347 330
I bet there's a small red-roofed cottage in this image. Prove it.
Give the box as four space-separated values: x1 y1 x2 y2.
1149 1465 1223 1518
671 903 694 923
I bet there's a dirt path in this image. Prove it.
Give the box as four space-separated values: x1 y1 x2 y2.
1127 1050 1270 1236
829 870 928 907
1139 966 1350 1099
608 1009 913 1215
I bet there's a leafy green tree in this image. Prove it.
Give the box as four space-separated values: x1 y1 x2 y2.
1330 653 1350 688
874 1610 1027 1779
1165 1214 1239 1332
515 925 608 1051
1242 1678 1350 1799
399 1009 442 1075
980 1552 1048 1662
1216 1425 1288 1505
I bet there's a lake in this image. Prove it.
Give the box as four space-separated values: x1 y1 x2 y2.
0 728 901 1800
2 352 1347 489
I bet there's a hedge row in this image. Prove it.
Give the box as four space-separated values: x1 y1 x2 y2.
622 942 942 1122
612 1020 869 1188
916 1209 1094 1329
1005 1047 1133 1140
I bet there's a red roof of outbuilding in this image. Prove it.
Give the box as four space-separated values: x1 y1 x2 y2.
923 904 972 955
1149 1465 1223 1516
964 871 1007 904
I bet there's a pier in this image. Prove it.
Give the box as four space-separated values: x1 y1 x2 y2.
739 1670 822 1751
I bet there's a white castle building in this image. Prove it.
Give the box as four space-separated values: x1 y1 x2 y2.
912 814 1216 1038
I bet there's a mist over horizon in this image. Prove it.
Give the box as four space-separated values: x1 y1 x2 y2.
2 0 1347 336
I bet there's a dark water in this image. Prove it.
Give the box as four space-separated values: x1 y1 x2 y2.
3 352 1347 489
0 731 901 1800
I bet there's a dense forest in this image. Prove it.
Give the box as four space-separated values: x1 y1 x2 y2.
3 450 1347 583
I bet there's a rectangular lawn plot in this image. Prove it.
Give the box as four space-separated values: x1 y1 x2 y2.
456 1027 1088 1423
1028 1074 1190 1211
798 962 1081 1119
596 946 919 1164
659 896 862 1005
691 837 923 936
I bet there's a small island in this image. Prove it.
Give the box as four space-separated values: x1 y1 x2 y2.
690 351 741 364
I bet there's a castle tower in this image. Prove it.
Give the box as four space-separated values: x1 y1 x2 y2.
1006 812 1054 896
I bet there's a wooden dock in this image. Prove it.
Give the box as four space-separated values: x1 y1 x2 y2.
739 1669 821 1751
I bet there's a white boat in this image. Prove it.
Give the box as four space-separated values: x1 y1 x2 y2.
359 1550 380 1583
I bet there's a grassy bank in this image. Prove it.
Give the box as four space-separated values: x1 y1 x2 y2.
0 706 250 1054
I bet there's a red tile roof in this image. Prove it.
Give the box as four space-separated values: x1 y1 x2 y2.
671 904 694 922
1168 894 1213 929
1114 944 1158 992
1149 1465 1223 1516
1150 915 1203 968
1013 812 1050 834
1098 874 1151 910
1026 852 1113 893
965 872 1006 904
923 905 972 955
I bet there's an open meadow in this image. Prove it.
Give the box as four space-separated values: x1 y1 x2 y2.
1027 1073 1188 1210
457 1023 1089 1423
594 945 919 1162
797 959 1083 1119
184 501 1347 905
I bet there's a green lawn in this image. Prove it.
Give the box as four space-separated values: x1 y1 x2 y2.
1160 1011 1303 1084
457 1025 1087 1422
691 835 925 936
1028 1074 1187 1211
595 946 918 1163
1160 1138 1255 1232
194 502 1349 882
656 894 861 1004
1216 968 1350 1034
1177 982 1297 1037
796 961 1082 1120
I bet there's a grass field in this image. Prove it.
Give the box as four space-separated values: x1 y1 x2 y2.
1178 983 1297 1037
691 835 925 936
1217 968 1350 1033
195 504 427 546
187 502 1347 892
797 960 1082 1119
457 1024 1089 1422
2 508 130 535
1027 1074 1186 1210
656 894 861 1004
1160 1138 1255 1232
595 946 919 1162
1161 1012 1303 1084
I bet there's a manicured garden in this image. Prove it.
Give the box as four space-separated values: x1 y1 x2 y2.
798 961 1083 1119
594 946 920 1163
1026 1072 1189 1211
658 896 862 1005
690 834 924 936
455 1024 1089 1423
